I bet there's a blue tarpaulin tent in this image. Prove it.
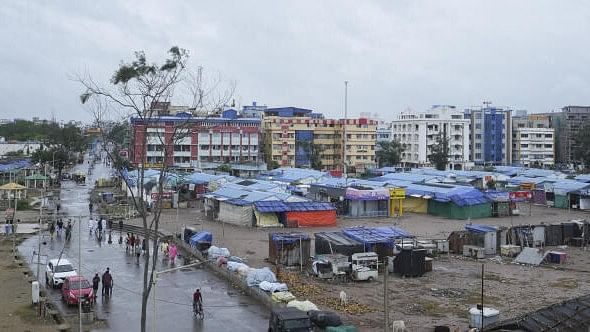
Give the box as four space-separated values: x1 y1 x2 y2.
190 231 213 246
342 226 413 251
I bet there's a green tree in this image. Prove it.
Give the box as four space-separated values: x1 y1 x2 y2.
573 124 590 167
376 140 404 167
216 164 232 173
80 47 234 332
428 133 450 171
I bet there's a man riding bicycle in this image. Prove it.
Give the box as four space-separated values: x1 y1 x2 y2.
193 289 203 315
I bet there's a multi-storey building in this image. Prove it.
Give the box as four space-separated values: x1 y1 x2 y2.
512 113 555 168
464 103 512 165
261 107 377 174
555 106 590 165
376 121 393 142
241 101 267 118
392 105 470 170
130 108 265 177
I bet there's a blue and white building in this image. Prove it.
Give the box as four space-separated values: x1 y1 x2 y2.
464 103 513 165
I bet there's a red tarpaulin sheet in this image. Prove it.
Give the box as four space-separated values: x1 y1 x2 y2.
285 210 337 227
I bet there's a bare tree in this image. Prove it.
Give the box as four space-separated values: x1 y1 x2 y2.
76 47 229 331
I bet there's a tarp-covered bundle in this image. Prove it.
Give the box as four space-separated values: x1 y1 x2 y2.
287 300 319 311
315 232 365 257
269 233 311 266
246 267 277 287
189 231 212 247
259 281 288 293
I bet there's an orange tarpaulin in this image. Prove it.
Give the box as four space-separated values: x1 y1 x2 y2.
285 210 337 227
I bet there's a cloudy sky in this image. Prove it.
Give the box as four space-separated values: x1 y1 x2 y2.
1 1 590 122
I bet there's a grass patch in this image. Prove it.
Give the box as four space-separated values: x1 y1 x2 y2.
549 278 578 289
415 299 443 316
14 305 42 324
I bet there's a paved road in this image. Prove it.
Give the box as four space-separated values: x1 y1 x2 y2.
19 154 269 331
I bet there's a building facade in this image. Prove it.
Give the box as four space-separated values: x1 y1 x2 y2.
261 107 377 174
392 105 470 170
511 112 554 167
464 104 512 165
130 110 266 177
557 106 590 165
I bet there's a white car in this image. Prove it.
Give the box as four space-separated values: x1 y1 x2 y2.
45 258 77 288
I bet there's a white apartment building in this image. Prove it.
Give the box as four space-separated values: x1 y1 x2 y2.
512 128 555 168
392 105 471 170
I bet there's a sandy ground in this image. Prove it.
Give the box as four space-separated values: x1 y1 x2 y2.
0 234 59 332
127 204 590 331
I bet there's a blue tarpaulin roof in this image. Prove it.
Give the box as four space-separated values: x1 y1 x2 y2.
465 224 497 233
402 184 489 206
189 231 212 246
0 159 32 173
259 167 328 183
271 233 310 249
254 201 334 212
254 201 289 212
342 226 413 250
575 174 590 183
284 201 335 211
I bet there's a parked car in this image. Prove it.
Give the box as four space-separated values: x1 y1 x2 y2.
268 307 313 332
61 276 94 306
45 258 77 288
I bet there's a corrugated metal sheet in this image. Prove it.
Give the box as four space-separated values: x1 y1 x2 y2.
285 202 335 211
254 201 289 212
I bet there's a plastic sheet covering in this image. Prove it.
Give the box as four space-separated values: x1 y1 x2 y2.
308 311 343 328
285 210 337 227
207 246 230 259
258 281 288 293
287 300 319 311
189 231 212 246
271 291 296 303
227 261 249 273
246 267 277 287
254 210 282 227
218 201 253 226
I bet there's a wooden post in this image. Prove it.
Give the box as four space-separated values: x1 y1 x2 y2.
384 258 389 332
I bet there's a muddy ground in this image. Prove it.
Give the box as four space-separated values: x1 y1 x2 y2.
128 204 590 331
0 234 60 332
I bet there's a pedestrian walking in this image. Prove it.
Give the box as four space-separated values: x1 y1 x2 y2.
102 268 113 297
130 234 136 253
168 243 177 264
92 273 100 299
49 222 55 239
141 238 147 255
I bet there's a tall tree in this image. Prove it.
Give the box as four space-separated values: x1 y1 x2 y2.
428 132 450 171
78 47 234 332
376 140 404 167
573 124 590 167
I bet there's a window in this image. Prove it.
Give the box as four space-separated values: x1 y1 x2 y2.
475 124 481 129
545 144 553 148
521 134 528 138
475 153 482 159
475 134 482 139
200 145 209 150
521 144 528 148
545 134 553 138
475 143 481 149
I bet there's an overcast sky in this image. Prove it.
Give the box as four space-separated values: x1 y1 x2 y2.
1 1 590 122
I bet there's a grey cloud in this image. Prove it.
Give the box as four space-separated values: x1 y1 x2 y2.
1 1 589 121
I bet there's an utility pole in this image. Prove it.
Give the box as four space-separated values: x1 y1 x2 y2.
481 263 485 330
36 187 44 285
384 258 389 332
78 216 82 332
343 81 348 186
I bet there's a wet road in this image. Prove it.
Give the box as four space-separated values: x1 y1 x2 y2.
19 155 269 331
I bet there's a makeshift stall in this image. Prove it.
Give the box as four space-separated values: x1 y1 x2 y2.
269 233 311 267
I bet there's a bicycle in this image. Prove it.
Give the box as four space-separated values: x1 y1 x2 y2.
193 301 204 320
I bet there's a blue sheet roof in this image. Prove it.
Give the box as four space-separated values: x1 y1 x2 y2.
375 172 441 183
285 201 335 211
0 159 32 173
254 201 289 212
575 174 590 183
259 167 328 183
254 201 334 212
465 224 497 233
547 180 590 195
342 226 413 249
270 233 310 248
493 166 525 177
